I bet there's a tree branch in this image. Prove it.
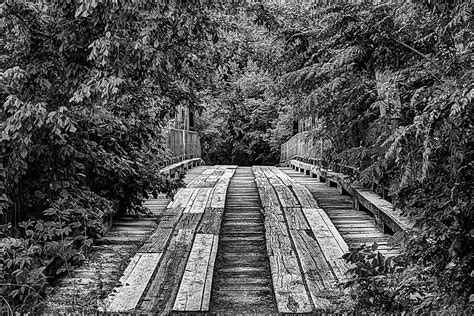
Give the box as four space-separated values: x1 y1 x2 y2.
390 36 442 82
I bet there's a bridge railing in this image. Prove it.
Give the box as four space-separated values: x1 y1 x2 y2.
281 131 413 234
165 128 202 166
280 131 329 165
0 129 202 228
280 132 359 175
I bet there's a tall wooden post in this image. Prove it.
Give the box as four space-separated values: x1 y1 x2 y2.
182 129 186 161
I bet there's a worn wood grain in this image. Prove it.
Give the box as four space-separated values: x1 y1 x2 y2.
168 188 195 208
176 213 202 230
290 229 337 310
292 184 319 208
138 229 195 312
173 234 214 311
118 254 141 284
284 207 310 230
173 234 216 311
157 207 185 229
197 208 224 235
209 180 230 208
302 208 350 281
185 188 212 213
139 228 173 253
264 212 313 313
267 166 293 186
201 234 219 311
106 253 162 312
256 183 280 209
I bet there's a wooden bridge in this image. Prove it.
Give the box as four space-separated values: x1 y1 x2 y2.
44 158 411 313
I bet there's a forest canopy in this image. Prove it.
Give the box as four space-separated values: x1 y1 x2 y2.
1 0 472 313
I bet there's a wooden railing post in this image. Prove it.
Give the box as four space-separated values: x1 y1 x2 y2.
182 129 186 161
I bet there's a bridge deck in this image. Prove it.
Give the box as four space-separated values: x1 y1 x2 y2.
280 167 398 255
45 164 397 313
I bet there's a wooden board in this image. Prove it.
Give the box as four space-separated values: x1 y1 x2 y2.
139 228 173 253
267 166 293 186
312 208 349 254
176 213 203 230
256 183 280 209
157 207 185 229
185 188 212 213
138 229 195 312
353 187 413 232
302 208 350 281
209 180 230 208
160 158 202 175
201 235 219 311
284 207 310 230
273 184 299 208
197 208 225 235
264 212 313 313
187 170 214 188
290 229 337 310
106 253 162 312
173 234 218 311
118 254 141 284
183 189 200 212
168 188 195 208
262 206 285 222
292 184 319 208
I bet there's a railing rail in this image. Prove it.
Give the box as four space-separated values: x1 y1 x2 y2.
280 131 323 163
280 132 358 175
165 128 202 165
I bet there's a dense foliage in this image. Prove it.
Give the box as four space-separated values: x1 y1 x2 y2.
1 0 216 311
195 6 283 165
266 0 472 312
197 0 473 312
1 0 472 313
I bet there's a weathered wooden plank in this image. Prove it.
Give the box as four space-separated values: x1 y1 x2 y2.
106 253 162 312
290 229 337 310
118 254 141 284
284 207 310 230
312 208 349 254
168 188 195 208
176 213 202 230
264 212 313 313
302 208 350 281
187 169 215 188
201 167 218 175
138 229 195 312
139 228 173 253
182 189 200 212
262 206 285 222
268 166 293 186
273 184 299 208
204 171 224 185
197 208 225 235
201 234 219 311
209 180 230 208
262 167 284 186
256 182 280 209
173 234 215 311
185 188 212 214
157 207 184 229
292 184 319 208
